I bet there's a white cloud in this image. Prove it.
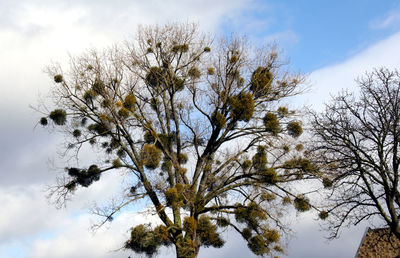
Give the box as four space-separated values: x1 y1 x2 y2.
299 31 400 110
30 211 151 258
0 171 127 241
0 185 61 242
370 7 400 29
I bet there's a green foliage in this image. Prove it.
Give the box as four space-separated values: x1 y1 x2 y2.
112 159 123 168
161 160 172 172
261 192 276 202
262 168 278 184
319 211 329 220
215 217 230 227
117 148 125 158
203 162 212 173
154 225 172 246
88 123 109 135
109 138 119 149
172 75 185 91
125 224 164 256
282 196 291 205
144 131 155 143
146 67 163 88
165 187 179 206
172 44 189 53
264 229 280 243
188 67 201 79
118 107 130 118
273 245 284 253
229 92 255 122
230 55 238 63
92 79 104 94
287 121 303 138
277 106 289 117
123 94 136 111
203 46 211 52
197 216 225 248
83 89 97 102
248 235 267 256
72 129 81 138
176 238 196 258
250 66 273 97
178 153 188 164
49 109 67 125
241 159 252 171
295 144 304 151
252 146 267 172
101 99 110 107
263 112 280 135
141 144 162 169
294 195 310 212
66 165 101 188
183 216 197 234
54 74 63 83
155 133 175 149
211 111 227 129
235 202 266 230
40 117 48 126
283 157 318 174
322 177 333 188
282 145 290 153
242 228 252 240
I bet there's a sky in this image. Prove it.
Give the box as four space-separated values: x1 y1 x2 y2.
1 0 400 257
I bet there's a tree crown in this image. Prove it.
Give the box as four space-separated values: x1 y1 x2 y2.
41 23 316 257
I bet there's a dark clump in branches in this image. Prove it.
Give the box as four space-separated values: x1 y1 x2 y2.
125 224 172 256
250 67 273 97
229 92 255 122
40 23 316 258
49 109 67 125
65 165 101 189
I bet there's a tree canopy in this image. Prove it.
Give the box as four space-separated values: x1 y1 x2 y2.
310 68 400 240
40 23 317 257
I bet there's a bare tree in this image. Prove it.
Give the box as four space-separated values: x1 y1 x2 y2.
310 68 400 239
40 23 315 257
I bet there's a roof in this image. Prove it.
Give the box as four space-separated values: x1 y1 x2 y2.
355 227 400 258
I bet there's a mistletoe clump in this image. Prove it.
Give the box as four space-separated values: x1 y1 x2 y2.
65 164 101 189
141 144 162 169
287 121 303 138
125 224 168 256
294 195 311 212
146 67 164 88
211 111 227 129
197 216 225 248
49 109 67 125
229 92 255 122
263 112 280 135
123 94 137 111
250 67 273 97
